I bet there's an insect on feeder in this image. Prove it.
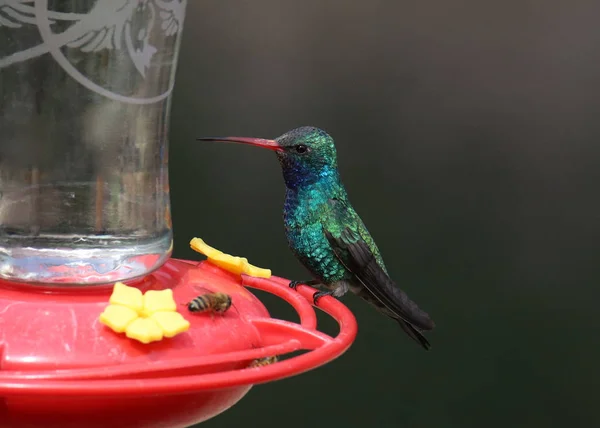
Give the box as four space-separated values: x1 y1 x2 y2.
0 2 357 427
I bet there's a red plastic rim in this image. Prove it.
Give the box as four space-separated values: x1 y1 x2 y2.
0 261 358 396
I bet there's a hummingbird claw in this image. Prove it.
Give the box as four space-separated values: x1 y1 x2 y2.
312 290 334 306
289 279 320 290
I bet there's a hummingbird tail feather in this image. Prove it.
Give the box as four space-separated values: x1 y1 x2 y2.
396 319 431 350
325 229 435 331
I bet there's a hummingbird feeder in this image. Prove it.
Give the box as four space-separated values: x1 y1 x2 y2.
0 2 357 427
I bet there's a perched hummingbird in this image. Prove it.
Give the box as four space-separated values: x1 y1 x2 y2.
198 127 435 349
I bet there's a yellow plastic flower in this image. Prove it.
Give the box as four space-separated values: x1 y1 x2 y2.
99 282 190 344
190 237 271 278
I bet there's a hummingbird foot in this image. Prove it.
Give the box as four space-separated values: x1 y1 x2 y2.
289 279 320 290
312 290 335 305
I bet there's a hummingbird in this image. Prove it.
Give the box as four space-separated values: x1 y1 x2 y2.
198 127 435 349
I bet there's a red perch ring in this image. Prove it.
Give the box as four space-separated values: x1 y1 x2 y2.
0 258 358 428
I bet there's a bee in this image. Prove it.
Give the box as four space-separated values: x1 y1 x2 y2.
248 356 278 368
186 292 233 314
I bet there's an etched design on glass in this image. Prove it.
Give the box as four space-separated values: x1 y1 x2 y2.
0 0 187 104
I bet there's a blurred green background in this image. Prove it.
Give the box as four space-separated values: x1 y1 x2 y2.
169 1 599 427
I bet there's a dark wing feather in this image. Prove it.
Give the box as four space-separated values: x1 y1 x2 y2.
325 228 435 331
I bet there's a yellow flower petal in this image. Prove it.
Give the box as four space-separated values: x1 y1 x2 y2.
99 304 139 333
142 289 177 317
125 317 164 344
109 282 143 313
190 237 223 258
150 311 190 338
190 237 272 278
246 264 272 278
208 253 249 275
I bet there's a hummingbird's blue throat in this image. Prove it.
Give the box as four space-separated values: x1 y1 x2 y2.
278 158 339 191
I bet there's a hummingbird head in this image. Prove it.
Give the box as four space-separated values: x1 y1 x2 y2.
198 126 339 189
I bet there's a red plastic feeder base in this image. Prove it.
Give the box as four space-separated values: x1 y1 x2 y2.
0 259 357 428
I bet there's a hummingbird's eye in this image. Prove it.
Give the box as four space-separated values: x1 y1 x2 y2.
295 144 308 154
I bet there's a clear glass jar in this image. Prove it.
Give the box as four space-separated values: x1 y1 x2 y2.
0 0 188 284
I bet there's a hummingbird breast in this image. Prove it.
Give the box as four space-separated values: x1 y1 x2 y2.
283 191 348 285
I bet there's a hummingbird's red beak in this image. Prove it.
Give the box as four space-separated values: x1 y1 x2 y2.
197 137 283 151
